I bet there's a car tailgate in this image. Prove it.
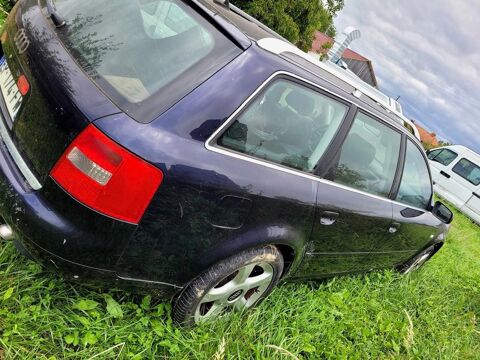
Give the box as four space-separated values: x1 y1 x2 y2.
0 0 119 187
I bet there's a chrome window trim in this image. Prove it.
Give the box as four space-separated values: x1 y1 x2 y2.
205 71 430 213
0 113 42 190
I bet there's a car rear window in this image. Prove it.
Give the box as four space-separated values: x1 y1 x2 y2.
452 158 480 186
53 0 242 122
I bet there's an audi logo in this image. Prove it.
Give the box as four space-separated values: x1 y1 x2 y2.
14 29 30 54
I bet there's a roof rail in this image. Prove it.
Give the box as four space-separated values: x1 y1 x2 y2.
257 38 420 140
213 0 230 9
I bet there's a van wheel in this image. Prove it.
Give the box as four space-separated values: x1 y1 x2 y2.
397 245 435 274
173 245 284 326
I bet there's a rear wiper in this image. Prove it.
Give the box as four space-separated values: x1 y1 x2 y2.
46 0 66 28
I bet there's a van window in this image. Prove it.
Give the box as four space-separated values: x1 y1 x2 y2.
428 148 458 166
427 149 442 159
218 79 348 172
396 141 432 209
327 112 401 197
452 158 480 186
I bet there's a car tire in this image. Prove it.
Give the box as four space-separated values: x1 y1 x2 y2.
172 245 284 326
397 245 436 274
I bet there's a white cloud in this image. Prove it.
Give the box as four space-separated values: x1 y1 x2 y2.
334 0 480 152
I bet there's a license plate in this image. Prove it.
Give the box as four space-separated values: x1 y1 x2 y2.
0 57 23 121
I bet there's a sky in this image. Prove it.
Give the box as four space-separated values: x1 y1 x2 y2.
334 0 480 153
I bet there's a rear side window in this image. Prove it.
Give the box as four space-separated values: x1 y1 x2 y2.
327 112 401 197
428 148 458 166
396 141 432 209
452 158 480 186
53 0 241 122
218 79 348 172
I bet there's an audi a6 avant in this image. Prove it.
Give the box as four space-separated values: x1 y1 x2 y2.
0 0 453 324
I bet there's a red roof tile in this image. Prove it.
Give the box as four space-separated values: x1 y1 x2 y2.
415 124 440 147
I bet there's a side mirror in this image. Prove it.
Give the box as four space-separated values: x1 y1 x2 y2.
432 201 453 224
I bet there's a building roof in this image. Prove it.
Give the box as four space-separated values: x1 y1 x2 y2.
415 123 440 147
311 31 378 88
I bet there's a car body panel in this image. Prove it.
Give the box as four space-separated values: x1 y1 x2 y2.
1 0 120 182
0 1 451 296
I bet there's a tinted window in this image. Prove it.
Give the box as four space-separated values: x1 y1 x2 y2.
427 149 442 160
54 0 241 122
452 158 480 186
328 112 401 197
429 149 458 166
218 80 348 172
396 141 432 209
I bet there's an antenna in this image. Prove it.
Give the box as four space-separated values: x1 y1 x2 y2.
214 0 230 9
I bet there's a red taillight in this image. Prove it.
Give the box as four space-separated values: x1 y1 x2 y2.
51 125 163 224
17 75 30 96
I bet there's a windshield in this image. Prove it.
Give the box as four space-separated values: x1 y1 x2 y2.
53 0 241 122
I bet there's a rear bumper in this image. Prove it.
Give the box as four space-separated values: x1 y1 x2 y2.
0 135 180 298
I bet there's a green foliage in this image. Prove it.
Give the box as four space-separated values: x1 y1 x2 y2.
233 0 344 51
421 141 437 151
1 207 479 358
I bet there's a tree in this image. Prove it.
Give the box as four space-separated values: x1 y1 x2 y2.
233 0 344 52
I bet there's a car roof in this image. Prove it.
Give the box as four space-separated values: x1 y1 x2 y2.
197 0 285 41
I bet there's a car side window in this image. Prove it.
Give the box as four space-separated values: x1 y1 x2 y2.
429 149 458 166
427 149 442 160
452 158 480 186
218 79 348 172
327 112 401 197
396 141 432 209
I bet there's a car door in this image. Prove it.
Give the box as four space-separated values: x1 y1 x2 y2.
428 148 458 185
449 157 480 201
296 111 402 277
374 139 444 268
455 159 480 222
464 185 480 224
428 149 472 208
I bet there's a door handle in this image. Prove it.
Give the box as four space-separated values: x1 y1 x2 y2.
320 211 339 226
440 171 451 179
473 192 480 199
388 222 401 234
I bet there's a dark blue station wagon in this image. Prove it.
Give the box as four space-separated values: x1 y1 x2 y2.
0 0 452 324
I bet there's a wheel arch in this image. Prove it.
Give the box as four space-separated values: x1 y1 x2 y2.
196 224 306 282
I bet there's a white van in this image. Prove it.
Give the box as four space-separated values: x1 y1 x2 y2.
428 145 480 224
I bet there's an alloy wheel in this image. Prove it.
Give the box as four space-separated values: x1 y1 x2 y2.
194 261 274 323
404 253 431 274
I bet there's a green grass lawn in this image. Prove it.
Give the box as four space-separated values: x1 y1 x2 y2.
0 206 479 359
1 2 480 359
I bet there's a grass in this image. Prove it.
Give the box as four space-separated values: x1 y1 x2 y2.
0 207 480 359
0 206 479 359
0 2 480 358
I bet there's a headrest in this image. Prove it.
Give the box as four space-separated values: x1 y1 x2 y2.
286 91 315 117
